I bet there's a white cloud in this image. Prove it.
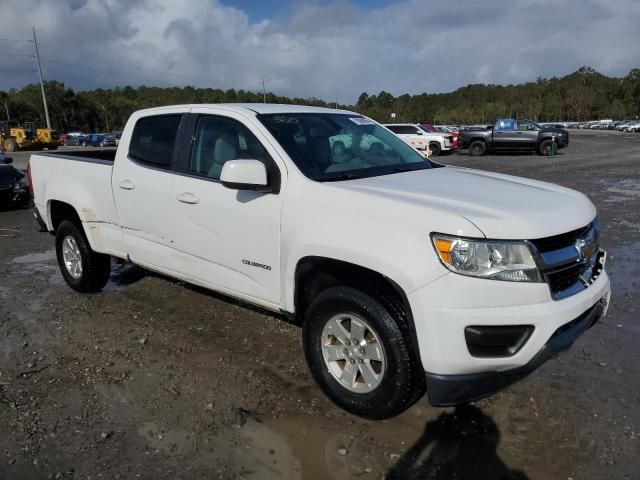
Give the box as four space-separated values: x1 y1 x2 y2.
1 0 639 103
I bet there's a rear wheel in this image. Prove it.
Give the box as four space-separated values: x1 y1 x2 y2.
4 138 17 152
468 140 486 156
55 220 111 293
428 142 441 157
303 286 426 419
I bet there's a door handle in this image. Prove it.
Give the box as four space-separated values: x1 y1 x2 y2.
119 179 135 190
176 192 200 204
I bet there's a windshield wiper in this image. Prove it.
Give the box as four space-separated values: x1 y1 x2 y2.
322 173 361 182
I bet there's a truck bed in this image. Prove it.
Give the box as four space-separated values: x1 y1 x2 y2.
39 149 116 164
30 149 124 257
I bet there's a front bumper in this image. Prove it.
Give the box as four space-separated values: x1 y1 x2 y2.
425 296 607 406
407 266 610 404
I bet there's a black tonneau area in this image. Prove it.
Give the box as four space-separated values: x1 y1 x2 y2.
40 149 116 165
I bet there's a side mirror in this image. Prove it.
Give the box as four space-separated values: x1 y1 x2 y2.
220 159 271 192
0 155 12 164
415 131 423 135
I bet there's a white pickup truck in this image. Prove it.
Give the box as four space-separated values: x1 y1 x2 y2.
383 123 454 156
29 104 610 419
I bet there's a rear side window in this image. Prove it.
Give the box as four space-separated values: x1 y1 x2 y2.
129 114 182 168
388 125 418 134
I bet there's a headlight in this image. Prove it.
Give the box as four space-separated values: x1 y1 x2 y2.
432 234 543 282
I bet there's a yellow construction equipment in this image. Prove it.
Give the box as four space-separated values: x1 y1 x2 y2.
0 121 58 151
35 128 59 150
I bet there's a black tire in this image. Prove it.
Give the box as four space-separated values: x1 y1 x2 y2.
4 138 17 152
468 140 486 156
538 139 552 156
48 144 58 150
303 286 426 420
428 142 441 157
55 220 111 293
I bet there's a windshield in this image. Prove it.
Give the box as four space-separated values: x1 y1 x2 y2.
258 113 432 181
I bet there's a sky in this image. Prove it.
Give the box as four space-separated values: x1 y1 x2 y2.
1 0 639 104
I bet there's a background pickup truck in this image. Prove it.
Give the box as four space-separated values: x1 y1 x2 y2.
461 118 569 156
383 123 453 156
29 104 609 420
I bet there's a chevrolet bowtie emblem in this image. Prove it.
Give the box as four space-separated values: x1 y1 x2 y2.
575 237 595 261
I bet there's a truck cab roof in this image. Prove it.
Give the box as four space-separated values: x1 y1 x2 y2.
133 103 353 116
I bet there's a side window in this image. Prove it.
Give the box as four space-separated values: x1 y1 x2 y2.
189 116 272 180
495 119 515 131
129 114 182 168
517 121 534 131
389 126 415 134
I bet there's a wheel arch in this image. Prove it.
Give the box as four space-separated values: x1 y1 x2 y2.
47 200 83 235
292 256 423 367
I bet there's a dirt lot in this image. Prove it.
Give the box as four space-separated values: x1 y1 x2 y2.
1 130 639 479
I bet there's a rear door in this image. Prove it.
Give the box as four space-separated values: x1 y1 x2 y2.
168 107 286 306
492 119 519 149
112 111 188 269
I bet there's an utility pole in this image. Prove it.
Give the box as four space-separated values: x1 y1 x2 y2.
262 76 266 103
32 26 51 130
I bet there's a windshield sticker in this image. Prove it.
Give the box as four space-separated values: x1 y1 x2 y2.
349 117 376 126
272 116 299 124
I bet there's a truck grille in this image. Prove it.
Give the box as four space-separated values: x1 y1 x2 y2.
545 262 585 294
530 220 600 299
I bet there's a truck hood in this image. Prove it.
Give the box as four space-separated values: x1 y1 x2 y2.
332 166 596 239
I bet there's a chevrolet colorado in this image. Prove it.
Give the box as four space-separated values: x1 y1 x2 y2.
29 104 610 419
461 118 569 156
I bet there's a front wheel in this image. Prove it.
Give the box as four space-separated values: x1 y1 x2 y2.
538 139 553 156
55 220 111 293
428 142 441 157
303 286 426 419
4 138 17 152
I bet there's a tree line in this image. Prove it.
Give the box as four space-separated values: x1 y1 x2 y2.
1 66 639 132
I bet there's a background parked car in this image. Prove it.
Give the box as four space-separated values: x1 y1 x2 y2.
0 163 29 209
384 123 453 156
64 135 84 147
82 134 116 147
424 124 460 150
0 152 13 164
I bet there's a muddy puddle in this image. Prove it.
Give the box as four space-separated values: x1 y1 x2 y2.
606 243 640 295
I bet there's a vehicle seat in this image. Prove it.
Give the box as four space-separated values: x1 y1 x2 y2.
209 133 238 179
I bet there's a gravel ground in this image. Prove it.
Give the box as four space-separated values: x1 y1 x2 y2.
0 130 638 479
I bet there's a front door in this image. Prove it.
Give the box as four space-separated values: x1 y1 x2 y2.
515 120 540 149
169 108 286 306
